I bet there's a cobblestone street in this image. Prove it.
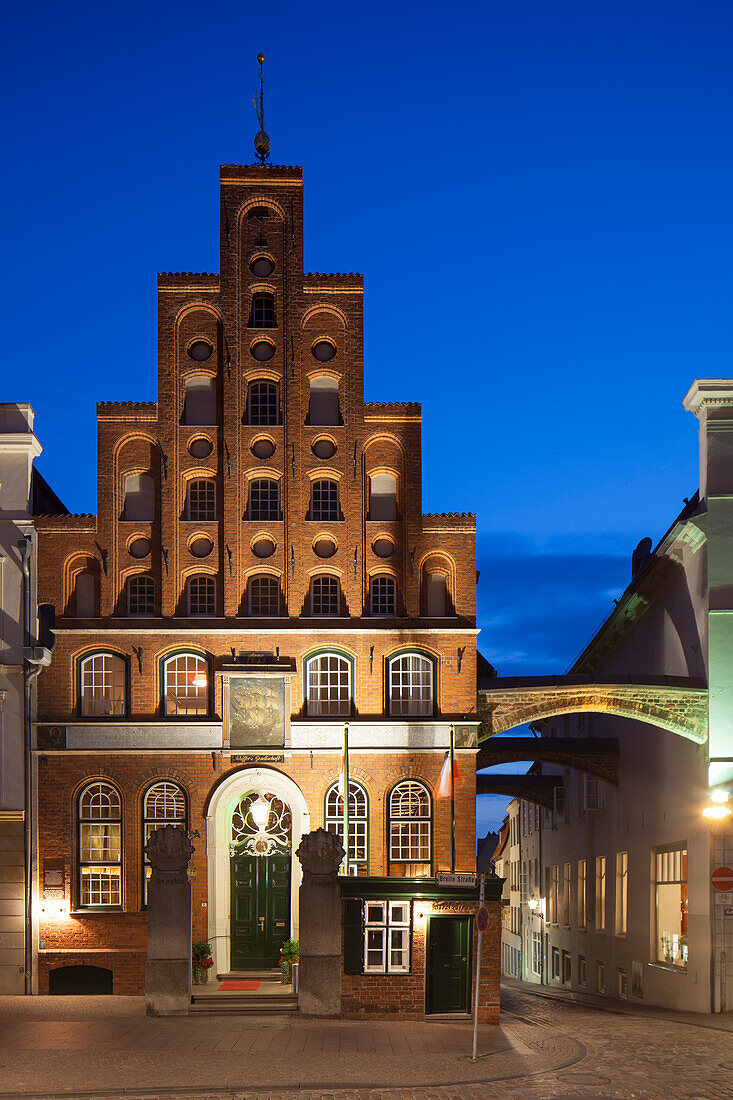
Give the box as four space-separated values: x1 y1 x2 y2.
0 985 731 1099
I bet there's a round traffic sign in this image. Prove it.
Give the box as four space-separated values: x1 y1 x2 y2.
711 866 733 892
476 906 489 932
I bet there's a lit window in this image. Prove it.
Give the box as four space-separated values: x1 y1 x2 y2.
310 575 340 616
187 575 215 617
370 575 396 616
127 575 155 616
187 479 216 521
616 851 628 935
595 856 607 932
325 780 368 869
163 652 209 717
388 780 431 874
577 859 587 928
248 478 279 520
247 381 279 425
563 862 571 926
249 292 276 328
655 846 687 968
309 479 339 521
79 653 126 717
78 781 121 907
388 653 434 716
248 574 280 616
142 782 187 904
306 652 351 716
364 900 411 973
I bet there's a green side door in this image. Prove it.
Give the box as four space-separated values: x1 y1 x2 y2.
426 916 472 1014
230 852 290 970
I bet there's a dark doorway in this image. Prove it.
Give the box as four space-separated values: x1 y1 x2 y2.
49 965 113 995
426 916 471 1014
230 852 290 969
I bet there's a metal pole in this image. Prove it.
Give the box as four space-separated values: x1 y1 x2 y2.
450 724 456 873
343 724 349 876
471 872 485 1062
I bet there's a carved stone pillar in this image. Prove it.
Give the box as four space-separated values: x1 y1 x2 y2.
144 825 194 1016
295 828 344 1016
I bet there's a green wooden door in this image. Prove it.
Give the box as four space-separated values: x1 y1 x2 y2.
230 852 290 969
426 916 471 1014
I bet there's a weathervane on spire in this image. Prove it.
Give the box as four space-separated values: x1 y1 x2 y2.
253 53 271 164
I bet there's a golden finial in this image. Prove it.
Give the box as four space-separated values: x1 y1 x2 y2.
253 53 271 163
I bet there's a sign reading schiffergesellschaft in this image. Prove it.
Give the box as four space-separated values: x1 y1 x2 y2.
435 872 477 888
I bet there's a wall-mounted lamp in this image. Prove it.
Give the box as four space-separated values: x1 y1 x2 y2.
703 789 732 820
251 794 271 831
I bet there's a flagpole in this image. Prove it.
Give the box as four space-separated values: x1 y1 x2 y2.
450 724 456 873
343 723 350 876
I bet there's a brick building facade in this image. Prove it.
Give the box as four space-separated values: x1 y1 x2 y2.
32 161 500 1018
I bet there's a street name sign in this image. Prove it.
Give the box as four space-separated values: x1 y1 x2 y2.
435 872 477 888
711 866 733 892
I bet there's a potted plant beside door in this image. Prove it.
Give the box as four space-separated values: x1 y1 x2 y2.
279 938 299 984
192 940 214 985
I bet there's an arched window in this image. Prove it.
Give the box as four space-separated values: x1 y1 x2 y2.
368 473 397 521
78 781 122 907
325 780 368 871
186 479 216 521
306 652 351 715
248 574 280 616
310 575 340 617
370 575 396 617
142 782 187 903
387 652 434 716
74 572 96 617
249 292 276 328
248 478 279 520
162 652 209 717
79 652 126 717
127 575 155 617
308 375 340 425
309 479 339 521
123 473 155 521
187 574 215 617
183 376 216 425
388 780 431 875
247 381 279 425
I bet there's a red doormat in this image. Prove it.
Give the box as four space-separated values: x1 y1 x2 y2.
218 980 261 991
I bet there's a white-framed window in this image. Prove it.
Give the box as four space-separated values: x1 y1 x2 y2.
248 574 280 616
364 899 411 973
595 856 607 932
551 946 560 980
142 782 187 903
79 652 126 717
78 781 122 907
531 931 542 975
309 479 339 521
247 381 279 425
163 652 209 717
615 851 628 935
325 780 368 868
655 846 687 968
187 479 216 521
370 574 396 616
187 574 215 616
310 575 340 616
388 652 434 716
584 775 603 812
553 785 567 825
127 575 155 617
578 859 587 928
248 478 279 520
388 780 431 874
306 652 351 716
123 473 155 521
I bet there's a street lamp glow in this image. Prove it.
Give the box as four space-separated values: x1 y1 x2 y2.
527 896 539 911
703 803 732 820
250 794 271 830
711 789 730 804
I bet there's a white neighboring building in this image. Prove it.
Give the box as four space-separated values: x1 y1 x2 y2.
494 799 522 979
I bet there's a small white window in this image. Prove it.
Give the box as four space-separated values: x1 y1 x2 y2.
183 376 216 425
308 375 340 425
368 473 397 521
364 899 411 973
123 473 155 521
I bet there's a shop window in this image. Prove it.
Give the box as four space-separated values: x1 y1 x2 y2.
615 851 628 935
248 574 280 616
363 900 411 973
127 575 155 616
79 652 126 717
387 652 434 716
388 780 431 875
308 375 340 425
370 574 396 616
655 846 687 967
74 572 96 617
595 856 607 932
123 473 155 521
305 652 351 715
249 292 276 329
78 781 122 907
162 652 209 717
310 575 340 616
309 479 339 521
424 573 447 616
142 782 187 904
368 473 397 520
183 376 216 425
325 780 368 870
187 574 215 617
186 479 216 521
248 478 279 520
247 381 279 425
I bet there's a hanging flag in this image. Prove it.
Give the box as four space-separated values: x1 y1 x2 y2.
337 746 346 801
437 751 460 797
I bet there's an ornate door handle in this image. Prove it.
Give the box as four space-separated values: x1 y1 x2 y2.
258 916 265 929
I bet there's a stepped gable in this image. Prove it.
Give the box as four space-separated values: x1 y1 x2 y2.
97 401 158 420
303 272 364 284
157 273 220 289
220 164 303 179
422 512 477 528
34 512 97 528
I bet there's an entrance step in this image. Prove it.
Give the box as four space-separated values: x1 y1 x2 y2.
190 992 298 1015
216 969 281 981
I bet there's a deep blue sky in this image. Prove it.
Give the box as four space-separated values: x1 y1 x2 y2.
5 1 731 832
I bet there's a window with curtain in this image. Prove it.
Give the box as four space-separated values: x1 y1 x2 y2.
387 653 434 716
78 781 122 907
162 652 209 716
325 780 368 870
306 652 351 715
388 780 431 875
79 653 126 717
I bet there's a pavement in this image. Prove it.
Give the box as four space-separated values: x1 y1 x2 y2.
0 981 731 1099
